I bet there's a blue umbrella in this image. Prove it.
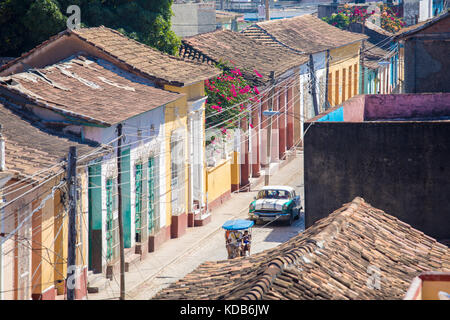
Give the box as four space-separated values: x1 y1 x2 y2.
222 219 254 231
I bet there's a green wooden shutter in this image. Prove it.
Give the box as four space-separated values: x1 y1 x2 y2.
106 178 114 261
135 163 143 242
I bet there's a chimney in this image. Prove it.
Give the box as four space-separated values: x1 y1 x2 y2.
0 124 6 171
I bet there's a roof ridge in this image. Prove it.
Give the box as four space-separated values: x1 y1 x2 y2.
394 9 450 39
183 28 230 41
241 197 364 299
250 24 306 55
72 25 215 68
70 26 219 85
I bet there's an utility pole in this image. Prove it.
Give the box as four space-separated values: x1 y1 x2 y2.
308 55 319 116
66 146 77 300
264 71 279 186
117 123 126 300
265 0 270 21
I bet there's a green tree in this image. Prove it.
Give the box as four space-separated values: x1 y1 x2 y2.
0 0 180 57
322 12 351 30
0 0 65 57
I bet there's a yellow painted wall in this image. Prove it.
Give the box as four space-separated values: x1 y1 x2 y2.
165 82 205 101
231 151 240 187
328 42 361 106
206 159 231 203
40 190 55 296
163 81 207 225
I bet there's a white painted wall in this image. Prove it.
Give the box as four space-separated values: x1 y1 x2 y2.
83 105 166 266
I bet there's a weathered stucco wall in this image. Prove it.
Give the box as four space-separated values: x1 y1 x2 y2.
364 93 450 120
206 159 231 208
304 121 450 242
402 16 450 93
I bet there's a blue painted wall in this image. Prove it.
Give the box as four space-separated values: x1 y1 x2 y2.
317 106 344 122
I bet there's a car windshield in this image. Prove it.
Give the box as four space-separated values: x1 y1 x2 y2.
257 190 291 200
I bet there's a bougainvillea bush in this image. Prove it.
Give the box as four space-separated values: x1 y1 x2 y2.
204 62 262 145
322 4 405 33
379 5 406 33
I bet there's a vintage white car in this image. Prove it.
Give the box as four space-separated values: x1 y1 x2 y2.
248 186 302 225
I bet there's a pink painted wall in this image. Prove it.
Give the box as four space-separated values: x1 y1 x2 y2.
363 93 450 120
342 95 365 122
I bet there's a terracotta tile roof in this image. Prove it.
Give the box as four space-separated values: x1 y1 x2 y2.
0 99 108 180
0 26 220 86
70 26 221 86
242 14 368 54
364 44 393 70
365 20 394 38
347 21 394 70
181 29 309 85
394 9 450 40
154 197 450 300
0 55 182 126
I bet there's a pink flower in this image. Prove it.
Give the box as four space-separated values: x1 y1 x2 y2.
231 68 242 76
254 70 263 78
254 87 260 94
250 124 254 129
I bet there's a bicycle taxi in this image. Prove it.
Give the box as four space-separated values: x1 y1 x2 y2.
222 219 254 259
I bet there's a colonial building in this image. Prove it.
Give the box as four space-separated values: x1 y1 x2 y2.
348 21 400 94
0 99 109 300
242 14 368 109
0 26 219 288
180 29 309 196
395 9 450 93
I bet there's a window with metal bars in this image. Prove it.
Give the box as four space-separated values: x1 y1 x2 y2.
148 157 160 235
105 178 119 263
135 163 146 243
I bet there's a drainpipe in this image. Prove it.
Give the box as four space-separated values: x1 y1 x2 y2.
308 55 319 116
